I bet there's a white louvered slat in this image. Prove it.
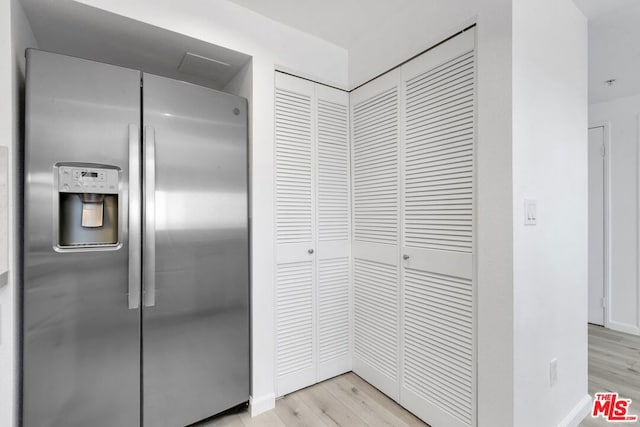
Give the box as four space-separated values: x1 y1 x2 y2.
353 258 398 380
276 261 314 377
276 88 313 244
404 51 475 253
317 99 349 241
318 258 350 363
352 87 399 244
403 269 473 425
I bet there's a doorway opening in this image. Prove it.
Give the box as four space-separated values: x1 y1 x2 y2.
588 123 608 327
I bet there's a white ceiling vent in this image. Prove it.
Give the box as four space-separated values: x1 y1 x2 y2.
178 52 232 80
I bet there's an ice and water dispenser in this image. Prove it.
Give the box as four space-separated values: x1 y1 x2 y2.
56 164 120 248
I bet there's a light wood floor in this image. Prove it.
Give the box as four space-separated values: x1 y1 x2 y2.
200 324 640 427
199 372 427 427
580 324 640 427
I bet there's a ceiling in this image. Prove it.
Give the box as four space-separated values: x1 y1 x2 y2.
226 0 415 50
21 0 640 103
229 0 640 104
21 0 251 90
573 0 636 19
574 0 640 103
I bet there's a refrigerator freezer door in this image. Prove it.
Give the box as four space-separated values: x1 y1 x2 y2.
23 50 141 427
142 74 249 427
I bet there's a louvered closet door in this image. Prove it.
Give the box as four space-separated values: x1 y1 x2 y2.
350 70 401 400
275 73 317 396
399 29 476 427
315 85 352 382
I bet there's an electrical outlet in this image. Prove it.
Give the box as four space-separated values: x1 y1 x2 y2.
550 358 558 387
524 199 537 226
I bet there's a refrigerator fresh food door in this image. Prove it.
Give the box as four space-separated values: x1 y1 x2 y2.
142 73 249 427
23 50 141 427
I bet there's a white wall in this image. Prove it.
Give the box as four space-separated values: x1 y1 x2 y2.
473 6 516 426
590 94 640 335
73 0 349 415
512 0 590 426
1 0 38 425
77 0 348 89
224 59 252 101
349 3 471 89
223 60 253 213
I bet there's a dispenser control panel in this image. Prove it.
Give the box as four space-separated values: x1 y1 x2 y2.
58 166 119 194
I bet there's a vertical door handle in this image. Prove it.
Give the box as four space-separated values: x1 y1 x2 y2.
128 124 141 309
143 126 156 307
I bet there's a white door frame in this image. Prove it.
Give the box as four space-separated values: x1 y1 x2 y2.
589 121 610 327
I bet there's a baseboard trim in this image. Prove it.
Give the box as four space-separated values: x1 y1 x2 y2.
607 321 640 336
557 394 592 427
249 393 275 417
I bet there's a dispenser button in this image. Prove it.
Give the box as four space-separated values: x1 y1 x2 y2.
62 184 69 191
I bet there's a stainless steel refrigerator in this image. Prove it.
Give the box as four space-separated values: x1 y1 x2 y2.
22 49 250 427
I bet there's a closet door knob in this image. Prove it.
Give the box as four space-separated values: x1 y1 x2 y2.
308 249 314 254
403 254 410 260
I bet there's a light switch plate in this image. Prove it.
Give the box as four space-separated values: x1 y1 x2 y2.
524 199 537 226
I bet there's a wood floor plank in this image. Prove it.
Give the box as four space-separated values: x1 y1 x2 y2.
322 374 418 427
589 367 640 390
273 393 331 427
588 324 625 342
199 412 245 427
343 373 428 427
296 380 369 427
589 348 640 370
238 409 287 427
580 415 608 427
589 337 640 360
